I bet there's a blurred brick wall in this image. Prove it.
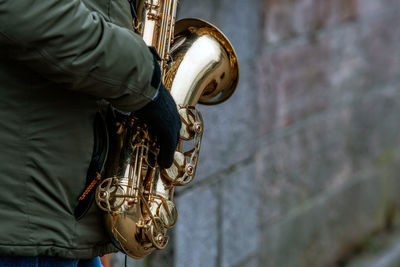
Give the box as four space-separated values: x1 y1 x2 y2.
113 1 400 266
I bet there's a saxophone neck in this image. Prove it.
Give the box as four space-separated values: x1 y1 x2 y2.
133 0 178 73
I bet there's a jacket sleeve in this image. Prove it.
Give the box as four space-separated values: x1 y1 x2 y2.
0 0 156 111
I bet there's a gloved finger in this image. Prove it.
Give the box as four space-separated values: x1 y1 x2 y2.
157 137 176 169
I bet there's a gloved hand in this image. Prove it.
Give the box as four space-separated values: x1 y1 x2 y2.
134 51 181 169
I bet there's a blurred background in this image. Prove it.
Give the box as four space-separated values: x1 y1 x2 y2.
109 0 400 266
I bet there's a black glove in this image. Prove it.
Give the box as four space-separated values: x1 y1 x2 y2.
135 51 181 169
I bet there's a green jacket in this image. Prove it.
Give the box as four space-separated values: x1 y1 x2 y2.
0 0 156 259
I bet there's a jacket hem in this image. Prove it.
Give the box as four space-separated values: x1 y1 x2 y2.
0 243 118 259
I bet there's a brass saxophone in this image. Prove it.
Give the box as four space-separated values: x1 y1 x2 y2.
95 0 239 258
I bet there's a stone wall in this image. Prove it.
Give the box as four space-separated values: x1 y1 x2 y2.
112 1 400 266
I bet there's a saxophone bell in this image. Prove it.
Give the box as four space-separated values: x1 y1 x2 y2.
169 18 239 106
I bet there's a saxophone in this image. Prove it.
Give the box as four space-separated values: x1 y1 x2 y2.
95 0 239 258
